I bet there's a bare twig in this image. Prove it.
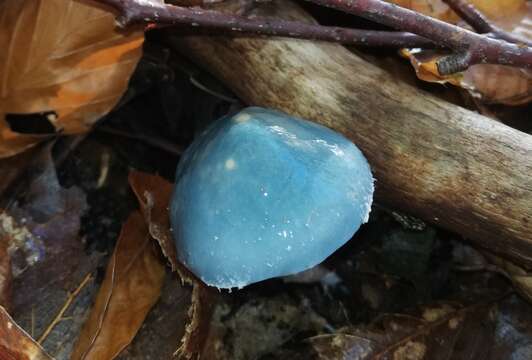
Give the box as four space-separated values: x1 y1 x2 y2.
442 0 532 47
96 0 532 75
97 0 434 48
37 273 93 344
304 0 532 74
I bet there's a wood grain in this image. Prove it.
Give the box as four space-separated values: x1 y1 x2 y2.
170 1 532 268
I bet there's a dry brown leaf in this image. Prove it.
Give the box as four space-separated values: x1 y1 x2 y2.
393 0 532 105
0 305 52 360
115 274 193 359
0 235 12 310
462 64 532 105
128 170 179 273
71 211 165 360
128 170 208 285
128 170 217 359
0 0 143 158
181 285 217 358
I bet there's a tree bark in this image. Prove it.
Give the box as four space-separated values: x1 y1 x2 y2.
169 1 532 268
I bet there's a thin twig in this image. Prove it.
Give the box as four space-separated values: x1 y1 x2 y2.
97 0 435 48
442 0 532 46
37 273 93 344
304 0 532 74
96 0 532 75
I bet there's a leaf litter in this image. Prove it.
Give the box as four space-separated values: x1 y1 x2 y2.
0 144 103 357
0 0 531 359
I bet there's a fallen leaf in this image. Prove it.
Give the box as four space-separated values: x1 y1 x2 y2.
71 211 165 360
0 306 52 360
182 285 217 358
462 64 532 105
400 48 532 105
0 144 101 356
0 235 11 309
115 273 193 360
128 170 216 359
0 0 143 157
393 0 532 105
128 170 178 273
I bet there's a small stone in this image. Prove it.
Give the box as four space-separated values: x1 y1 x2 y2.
170 107 374 288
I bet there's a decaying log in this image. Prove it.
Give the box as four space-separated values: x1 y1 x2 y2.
170 1 532 268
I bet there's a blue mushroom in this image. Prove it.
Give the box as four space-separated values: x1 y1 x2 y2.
170 107 374 289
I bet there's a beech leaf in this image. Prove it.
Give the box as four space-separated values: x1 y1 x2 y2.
71 211 165 360
0 0 143 157
128 170 217 359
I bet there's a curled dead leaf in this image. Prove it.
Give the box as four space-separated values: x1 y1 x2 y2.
128 170 207 285
71 211 165 360
0 305 52 360
401 49 532 105
0 0 143 157
128 170 217 359
394 0 532 105
128 170 178 273
180 285 217 359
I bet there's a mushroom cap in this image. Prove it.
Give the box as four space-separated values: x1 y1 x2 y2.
170 107 374 289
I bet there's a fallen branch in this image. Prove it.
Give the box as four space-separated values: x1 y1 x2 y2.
96 0 532 74
170 1 532 269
